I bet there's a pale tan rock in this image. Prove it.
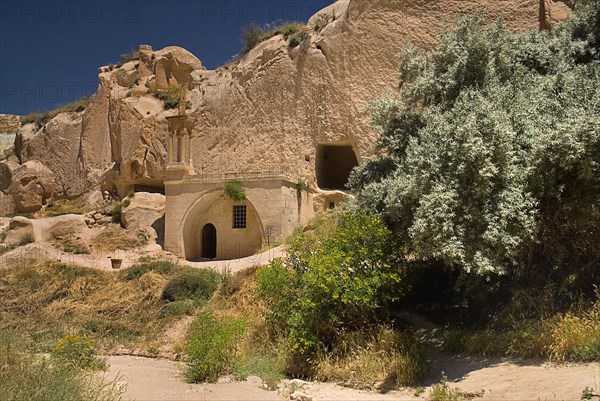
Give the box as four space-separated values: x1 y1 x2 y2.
17 112 89 199
153 46 205 88
0 193 15 215
9 160 55 213
85 190 104 208
121 192 166 238
544 0 573 28
31 214 88 242
0 160 14 193
4 216 35 244
12 0 569 204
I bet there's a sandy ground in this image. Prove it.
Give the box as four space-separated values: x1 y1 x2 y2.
105 355 599 401
0 241 286 273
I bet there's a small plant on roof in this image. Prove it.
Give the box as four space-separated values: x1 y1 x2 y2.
224 181 246 201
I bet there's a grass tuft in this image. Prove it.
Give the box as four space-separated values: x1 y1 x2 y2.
21 98 91 128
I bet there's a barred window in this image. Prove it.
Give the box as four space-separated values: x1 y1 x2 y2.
233 205 246 229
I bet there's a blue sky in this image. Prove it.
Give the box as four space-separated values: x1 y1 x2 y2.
0 0 332 115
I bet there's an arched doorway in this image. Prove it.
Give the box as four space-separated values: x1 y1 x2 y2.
201 223 217 259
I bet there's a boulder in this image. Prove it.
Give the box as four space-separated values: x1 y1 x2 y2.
9 160 56 213
85 190 104 209
30 214 88 242
121 192 166 239
4 216 35 244
152 46 205 88
0 161 14 192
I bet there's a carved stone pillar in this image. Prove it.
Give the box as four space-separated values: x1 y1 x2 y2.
188 131 194 171
177 129 184 163
167 133 174 164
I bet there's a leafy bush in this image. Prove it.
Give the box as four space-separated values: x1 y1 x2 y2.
185 311 247 382
224 181 246 201
111 201 123 223
241 23 264 54
351 5 600 299
257 210 403 356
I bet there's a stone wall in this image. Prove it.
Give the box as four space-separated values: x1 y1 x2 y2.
164 174 312 261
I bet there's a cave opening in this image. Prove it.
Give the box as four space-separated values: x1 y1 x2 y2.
316 144 359 190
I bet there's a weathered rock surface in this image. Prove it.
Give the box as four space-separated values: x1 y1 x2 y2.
121 192 166 239
9 160 55 213
6 0 572 212
4 216 35 244
32 214 88 242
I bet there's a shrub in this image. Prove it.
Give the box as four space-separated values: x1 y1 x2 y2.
241 22 264 54
224 181 246 201
296 179 308 192
289 34 303 48
52 335 104 371
257 210 404 356
185 311 247 382
120 50 140 63
351 6 600 289
161 268 220 303
240 21 307 55
121 258 176 280
110 201 123 223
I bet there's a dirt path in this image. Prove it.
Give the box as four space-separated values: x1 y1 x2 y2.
104 356 283 401
1 241 286 273
105 354 599 401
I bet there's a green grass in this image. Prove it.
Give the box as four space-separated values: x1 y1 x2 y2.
185 311 248 382
0 329 124 401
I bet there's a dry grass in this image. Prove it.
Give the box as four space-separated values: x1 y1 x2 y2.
51 229 90 254
546 299 600 361
91 224 148 253
442 296 600 362
21 98 91 127
0 259 214 353
36 198 92 218
315 326 427 389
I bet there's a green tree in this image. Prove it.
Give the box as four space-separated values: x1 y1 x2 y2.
350 4 600 289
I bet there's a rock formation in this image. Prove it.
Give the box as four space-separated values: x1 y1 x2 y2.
1 0 572 214
9 160 55 213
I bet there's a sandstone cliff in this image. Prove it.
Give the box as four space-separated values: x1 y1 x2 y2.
1 0 572 213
